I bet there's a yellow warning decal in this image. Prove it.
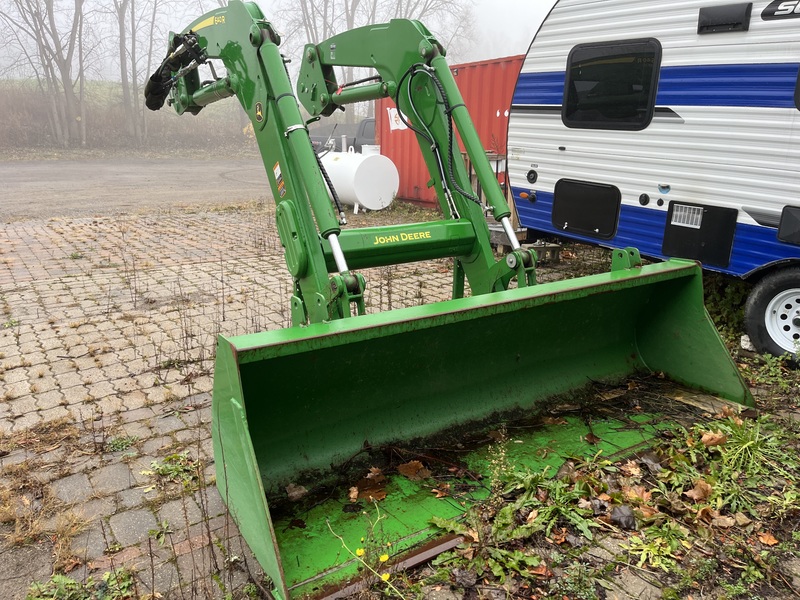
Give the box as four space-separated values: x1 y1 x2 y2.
194 14 225 30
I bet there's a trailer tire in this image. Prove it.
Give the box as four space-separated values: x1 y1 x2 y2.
745 267 800 360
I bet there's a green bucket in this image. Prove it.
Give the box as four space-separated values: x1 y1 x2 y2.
211 257 751 598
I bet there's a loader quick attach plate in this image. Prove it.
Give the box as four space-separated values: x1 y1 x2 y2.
211 258 751 599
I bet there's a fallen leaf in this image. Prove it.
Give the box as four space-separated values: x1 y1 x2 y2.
488 430 505 441
367 467 385 481
637 506 659 518
457 546 475 560
584 432 602 445
432 484 450 499
549 527 568 544
363 489 387 502
620 460 642 478
734 512 752 527
611 505 637 530
542 417 568 426
555 460 577 483
285 483 308 502
62 557 82 573
398 460 432 481
711 515 736 528
716 406 736 419
700 431 728 447
758 531 779 546
696 507 718 523
597 493 612 502
623 485 652 503
577 498 592 511
530 564 553 578
683 480 712 502
525 509 539 524
348 486 359 503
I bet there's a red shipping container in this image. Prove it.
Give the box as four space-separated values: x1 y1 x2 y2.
376 54 524 207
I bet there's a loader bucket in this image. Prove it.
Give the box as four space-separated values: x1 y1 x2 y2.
211 257 751 599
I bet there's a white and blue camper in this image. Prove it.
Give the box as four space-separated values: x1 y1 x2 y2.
507 0 800 358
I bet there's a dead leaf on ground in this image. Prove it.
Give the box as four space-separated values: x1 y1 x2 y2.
637 505 659 518
398 460 432 481
549 527 568 544
696 506 718 523
366 466 385 481
584 432 602 445
683 479 712 502
285 483 308 502
700 431 728 447
457 546 475 560
758 531 779 546
352 468 388 502
734 512 752 527
530 564 553 578
525 509 539 524
623 485 652 503
542 417 568 426
620 460 642 478
432 483 451 498
712 515 736 528
348 486 359 503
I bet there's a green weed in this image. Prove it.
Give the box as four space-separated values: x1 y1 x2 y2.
105 436 137 453
26 568 135 600
147 451 200 489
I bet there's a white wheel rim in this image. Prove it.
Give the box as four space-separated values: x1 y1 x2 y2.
765 288 800 354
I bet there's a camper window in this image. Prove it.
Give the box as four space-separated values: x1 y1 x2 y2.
562 38 661 131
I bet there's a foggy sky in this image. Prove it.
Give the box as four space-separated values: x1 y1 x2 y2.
468 0 557 61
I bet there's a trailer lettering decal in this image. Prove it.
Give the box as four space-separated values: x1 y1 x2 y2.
762 0 800 19
372 231 432 245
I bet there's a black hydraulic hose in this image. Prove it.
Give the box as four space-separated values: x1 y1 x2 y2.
393 65 435 148
426 72 481 206
315 151 346 221
394 64 481 207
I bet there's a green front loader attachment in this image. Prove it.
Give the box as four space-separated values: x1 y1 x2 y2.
213 253 751 598
142 4 752 598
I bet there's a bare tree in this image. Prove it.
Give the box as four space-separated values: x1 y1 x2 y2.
0 0 87 147
275 0 475 121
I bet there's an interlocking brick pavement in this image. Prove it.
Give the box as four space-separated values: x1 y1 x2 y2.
0 200 453 599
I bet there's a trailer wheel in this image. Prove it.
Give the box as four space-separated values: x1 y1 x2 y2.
745 267 800 359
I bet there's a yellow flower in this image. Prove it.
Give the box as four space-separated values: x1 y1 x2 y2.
379 553 389 563
355 548 365 557
381 573 390 582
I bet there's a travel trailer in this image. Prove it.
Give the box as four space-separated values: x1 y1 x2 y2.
507 0 800 358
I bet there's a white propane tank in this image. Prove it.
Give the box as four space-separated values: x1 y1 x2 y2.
320 148 398 211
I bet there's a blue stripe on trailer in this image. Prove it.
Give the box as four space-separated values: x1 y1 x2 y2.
513 188 800 278
512 63 800 109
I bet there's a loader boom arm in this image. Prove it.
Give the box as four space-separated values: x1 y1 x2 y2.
145 2 537 326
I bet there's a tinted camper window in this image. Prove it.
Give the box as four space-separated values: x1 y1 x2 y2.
563 39 661 130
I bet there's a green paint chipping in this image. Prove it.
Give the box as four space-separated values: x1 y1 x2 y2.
273 411 675 597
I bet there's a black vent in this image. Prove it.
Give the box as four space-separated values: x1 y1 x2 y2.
698 3 752 34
